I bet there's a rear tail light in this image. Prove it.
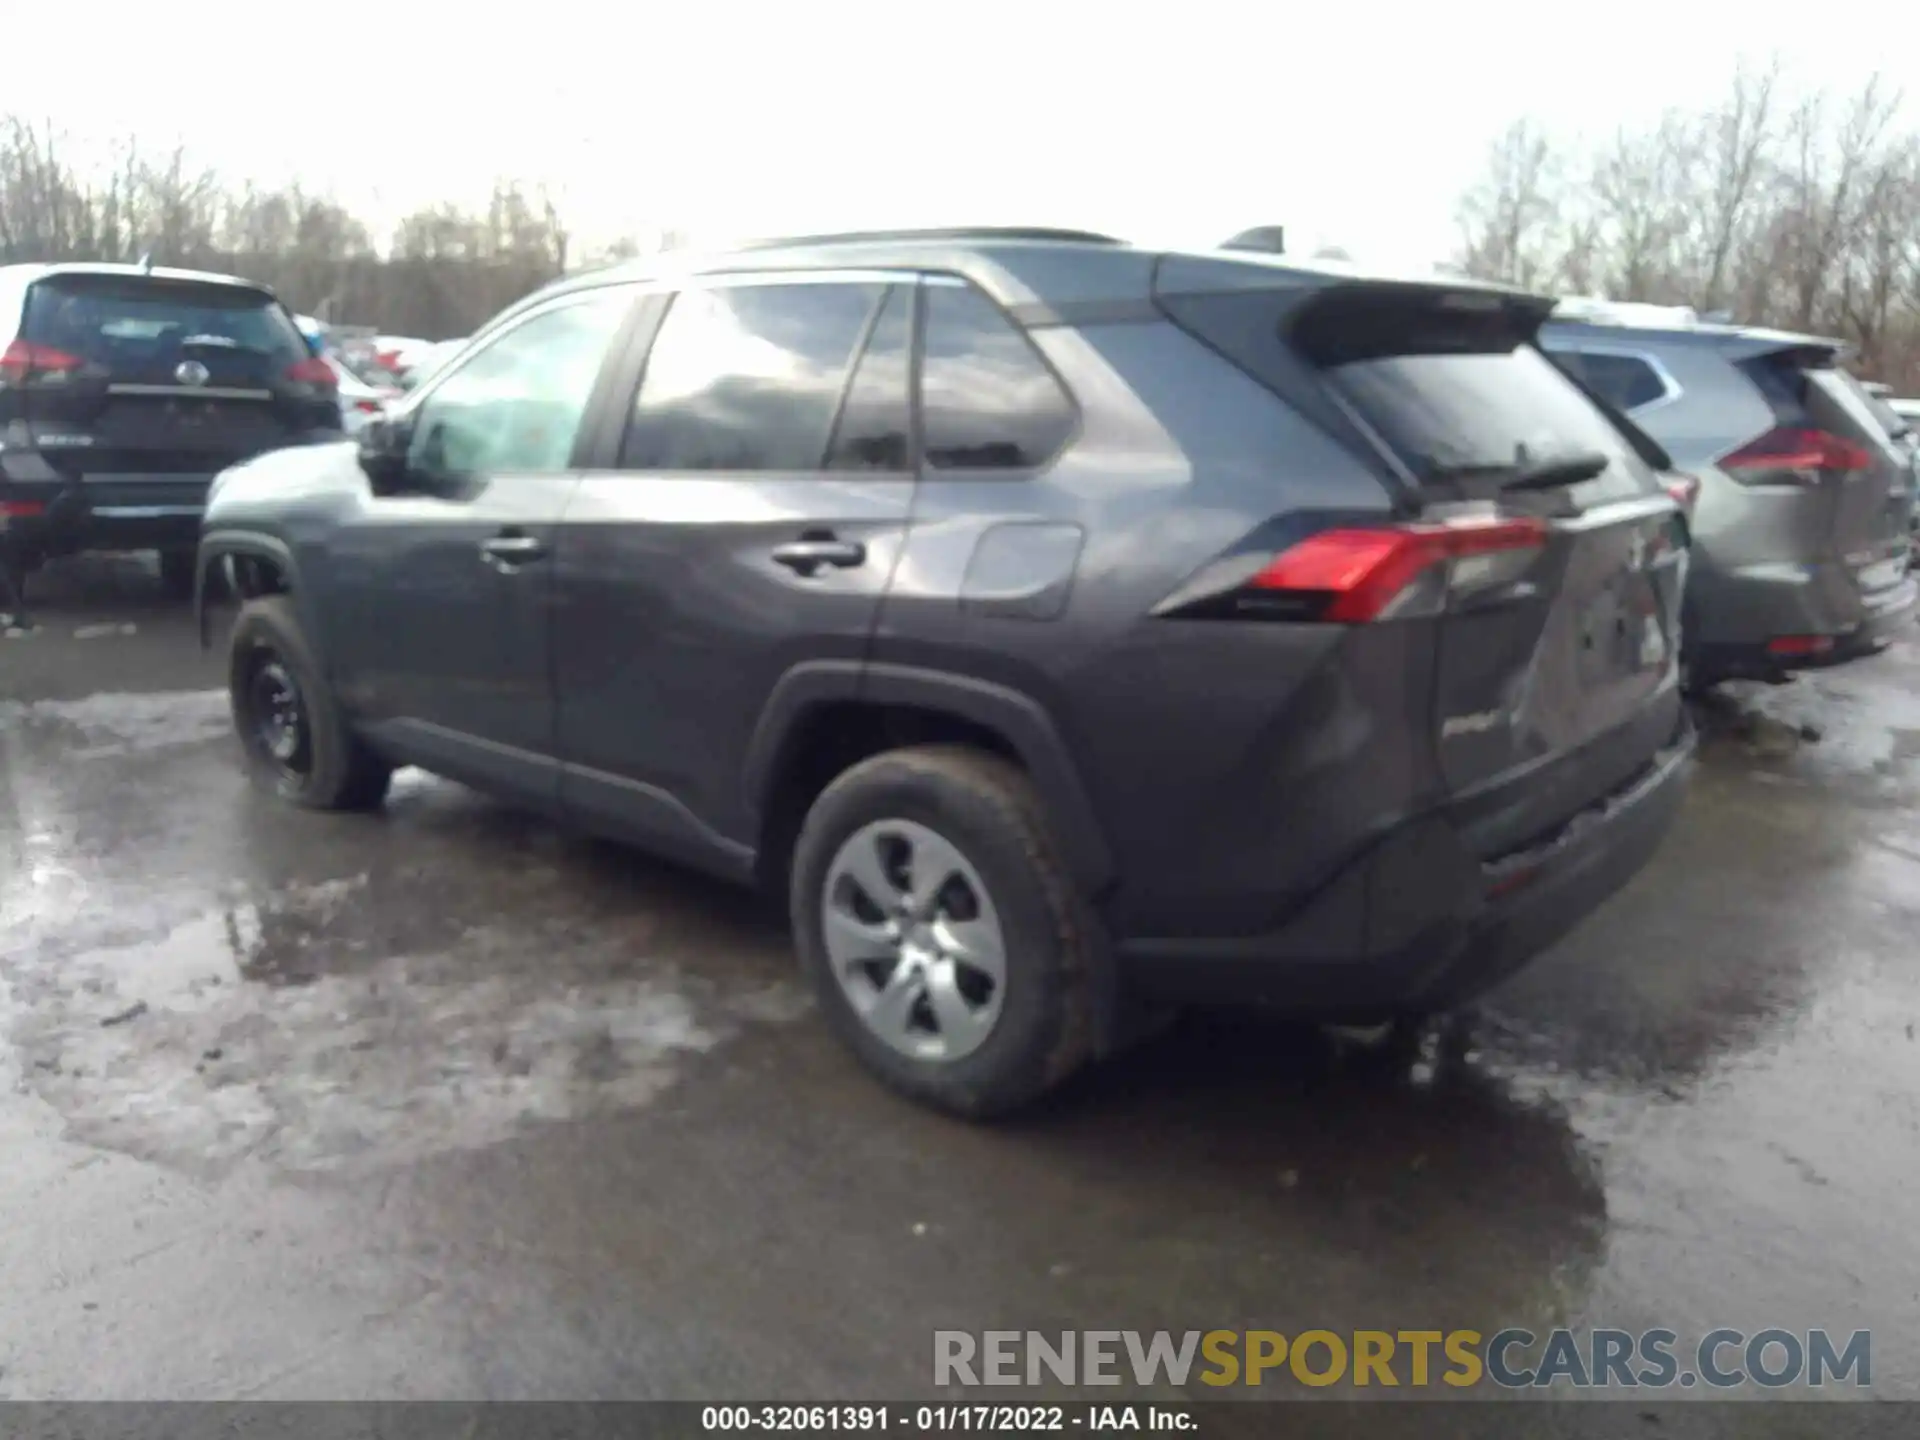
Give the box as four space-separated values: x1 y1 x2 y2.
284 356 339 393
1165 515 1549 624
1722 427 1873 484
352 398 383 414
0 499 48 518
0 340 84 386
1767 634 1837 657
1663 472 1701 513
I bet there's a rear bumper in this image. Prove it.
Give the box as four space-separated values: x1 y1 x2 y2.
1692 570 1916 681
1688 549 1915 670
1116 722 1696 1016
0 474 211 561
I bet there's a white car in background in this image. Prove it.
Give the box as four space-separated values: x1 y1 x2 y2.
325 355 400 435
395 338 467 390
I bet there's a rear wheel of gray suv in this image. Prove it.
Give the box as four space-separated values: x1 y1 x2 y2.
228 596 391 811
789 746 1102 1119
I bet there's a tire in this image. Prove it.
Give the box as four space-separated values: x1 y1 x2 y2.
159 548 197 600
228 595 391 810
789 745 1104 1119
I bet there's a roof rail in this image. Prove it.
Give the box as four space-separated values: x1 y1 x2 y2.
1552 295 1700 328
727 226 1124 251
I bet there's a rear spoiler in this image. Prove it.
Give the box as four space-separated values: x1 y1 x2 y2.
1284 282 1556 366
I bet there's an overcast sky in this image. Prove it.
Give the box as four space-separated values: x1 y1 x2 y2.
5 2 1903 267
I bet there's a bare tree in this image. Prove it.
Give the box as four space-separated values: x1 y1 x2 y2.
1693 59 1783 313
0 116 666 339
1455 118 1567 289
1451 61 1920 390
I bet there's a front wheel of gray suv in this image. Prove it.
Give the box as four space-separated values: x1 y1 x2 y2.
228 596 392 811
789 746 1104 1119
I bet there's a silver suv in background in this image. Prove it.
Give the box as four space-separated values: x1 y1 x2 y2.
1541 302 1917 684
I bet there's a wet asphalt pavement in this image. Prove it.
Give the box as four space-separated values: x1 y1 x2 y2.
1 556 1917 1414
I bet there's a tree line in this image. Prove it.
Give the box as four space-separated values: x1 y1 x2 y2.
0 117 686 340
1453 61 1920 391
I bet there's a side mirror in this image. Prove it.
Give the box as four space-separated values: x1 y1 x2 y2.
357 414 415 495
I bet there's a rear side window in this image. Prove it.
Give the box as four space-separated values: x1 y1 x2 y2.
21 275 307 372
622 281 882 472
1561 350 1670 412
919 283 1074 471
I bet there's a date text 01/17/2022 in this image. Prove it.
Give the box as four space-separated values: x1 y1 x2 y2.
699 1404 1198 1432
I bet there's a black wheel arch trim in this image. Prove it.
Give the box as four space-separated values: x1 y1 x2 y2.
742 659 1114 893
195 530 305 650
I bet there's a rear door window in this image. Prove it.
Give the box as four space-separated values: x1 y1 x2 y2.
918 282 1075 471
22 275 308 386
620 281 883 472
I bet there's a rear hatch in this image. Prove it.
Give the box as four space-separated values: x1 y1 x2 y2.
1155 272 1687 863
1301 288 1686 858
1726 344 1915 598
7 272 337 500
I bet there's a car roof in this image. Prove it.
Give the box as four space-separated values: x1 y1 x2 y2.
0 260 278 295
515 228 1538 329
1543 300 1847 357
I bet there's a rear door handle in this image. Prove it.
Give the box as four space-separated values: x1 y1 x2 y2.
771 537 866 575
480 533 546 569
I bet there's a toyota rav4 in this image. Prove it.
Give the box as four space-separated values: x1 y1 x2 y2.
196 228 1696 1117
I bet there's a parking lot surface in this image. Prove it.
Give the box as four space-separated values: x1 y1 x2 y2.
2 557 1917 1412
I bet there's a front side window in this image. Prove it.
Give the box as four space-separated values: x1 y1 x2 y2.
918 283 1075 471
408 291 630 478
621 281 883 472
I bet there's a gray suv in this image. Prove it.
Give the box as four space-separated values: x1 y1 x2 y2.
196 229 1695 1117
1541 307 1918 683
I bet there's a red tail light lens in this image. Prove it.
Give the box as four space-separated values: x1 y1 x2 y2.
1722 427 1873 482
1249 516 1548 623
285 356 338 390
0 340 84 385
0 499 48 518
352 398 383 414
1663 472 1701 513
1767 634 1837 657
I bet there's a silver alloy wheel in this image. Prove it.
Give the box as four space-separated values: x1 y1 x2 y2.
820 818 1008 1062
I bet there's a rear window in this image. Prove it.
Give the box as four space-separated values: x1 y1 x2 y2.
22 275 307 370
1326 345 1657 501
1747 350 1907 451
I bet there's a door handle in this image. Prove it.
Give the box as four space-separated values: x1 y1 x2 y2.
771 537 866 575
480 533 546 570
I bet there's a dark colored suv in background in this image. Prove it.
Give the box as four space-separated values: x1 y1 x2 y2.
0 262 339 597
196 229 1695 1116
1541 305 1917 683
